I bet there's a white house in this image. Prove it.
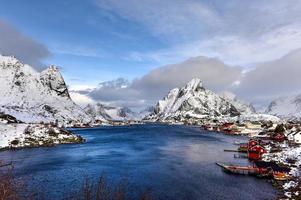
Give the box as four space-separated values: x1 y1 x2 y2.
287 131 296 141
293 131 301 144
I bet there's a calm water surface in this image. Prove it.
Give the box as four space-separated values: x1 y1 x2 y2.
0 124 276 200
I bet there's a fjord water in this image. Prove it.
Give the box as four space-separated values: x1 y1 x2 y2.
0 124 276 200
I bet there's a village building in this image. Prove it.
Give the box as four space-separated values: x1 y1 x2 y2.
293 131 301 144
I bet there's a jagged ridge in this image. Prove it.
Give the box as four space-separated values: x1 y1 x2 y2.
147 78 240 121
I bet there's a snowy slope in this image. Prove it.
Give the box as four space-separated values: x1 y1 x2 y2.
266 94 301 120
84 103 139 121
139 106 155 119
220 91 256 115
146 78 240 121
219 92 280 122
0 55 92 126
0 122 83 149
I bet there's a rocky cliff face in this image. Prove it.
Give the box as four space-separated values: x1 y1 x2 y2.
0 55 91 126
40 66 70 98
146 78 240 121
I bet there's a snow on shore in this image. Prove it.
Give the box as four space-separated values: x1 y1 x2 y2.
263 144 301 199
0 122 83 150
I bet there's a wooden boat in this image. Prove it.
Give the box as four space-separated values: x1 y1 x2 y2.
273 171 291 181
216 163 269 176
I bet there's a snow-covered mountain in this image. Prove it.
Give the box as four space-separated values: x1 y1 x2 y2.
266 94 301 120
139 106 155 119
220 91 256 115
146 78 240 121
84 103 140 121
0 55 92 126
85 103 155 121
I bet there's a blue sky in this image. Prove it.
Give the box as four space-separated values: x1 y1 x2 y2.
0 0 167 88
1 0 301 109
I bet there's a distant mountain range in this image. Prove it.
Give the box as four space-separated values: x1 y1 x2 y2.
266 94 301 120
220 91 256 115
84 103 154 121
145 78 280 122
1 54 300 124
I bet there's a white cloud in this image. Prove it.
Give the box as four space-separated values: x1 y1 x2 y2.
125 23 301 66
76 48 301 109
96 0 220 41
70 0 301 109
70 92 95 106
78 56 242 108
96 0 301 66
234 48 301 104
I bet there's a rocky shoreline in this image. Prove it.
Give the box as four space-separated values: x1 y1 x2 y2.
263 144 301 199
209 124 301 200
0 121 85 150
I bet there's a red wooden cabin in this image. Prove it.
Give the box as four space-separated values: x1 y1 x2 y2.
248 139 259 149
248 145 267 160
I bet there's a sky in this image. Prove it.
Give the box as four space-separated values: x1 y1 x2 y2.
1 0 301 110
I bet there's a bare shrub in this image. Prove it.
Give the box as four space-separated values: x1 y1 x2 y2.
74 174 154 200
0 164 19 200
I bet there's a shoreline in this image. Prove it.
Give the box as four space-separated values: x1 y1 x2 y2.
207 127 301 200
1 123 300 199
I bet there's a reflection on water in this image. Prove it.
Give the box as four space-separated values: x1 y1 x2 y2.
0 124 276 200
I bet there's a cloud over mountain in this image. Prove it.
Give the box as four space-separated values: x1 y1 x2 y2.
234 48 301 104
74 49 301 110
75 56 242 108
0 20 50 70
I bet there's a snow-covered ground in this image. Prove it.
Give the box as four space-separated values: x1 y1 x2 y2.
0 122 83 150
263 145 301 176
263 144 301 199
238 113 281 123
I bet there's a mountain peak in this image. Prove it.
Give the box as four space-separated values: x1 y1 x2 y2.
185 78 203 91
0 54 19 66
40 65 70 98
0 54 38 77
147 79 239 121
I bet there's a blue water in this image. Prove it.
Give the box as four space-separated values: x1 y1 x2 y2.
0 124 276 200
